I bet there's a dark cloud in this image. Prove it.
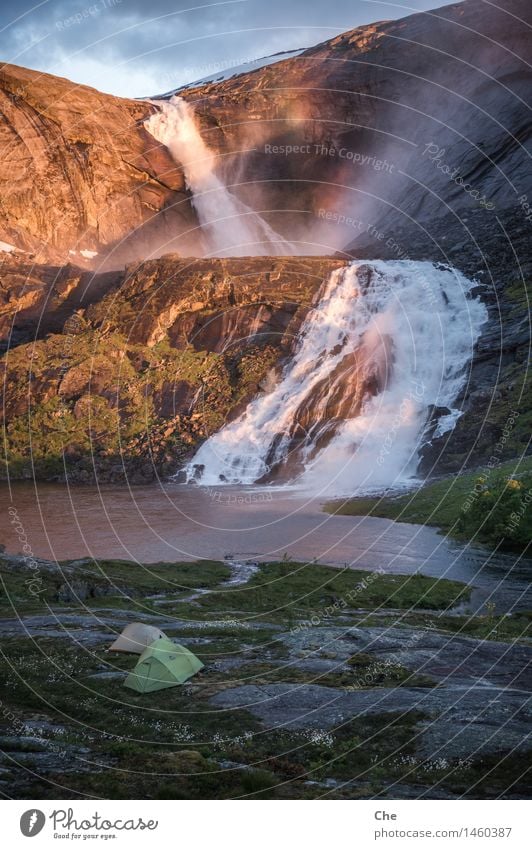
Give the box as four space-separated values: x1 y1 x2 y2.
0 0 453 97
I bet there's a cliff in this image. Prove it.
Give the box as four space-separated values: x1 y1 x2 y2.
0 65 199 265
1 0 531 482
175 0 532 248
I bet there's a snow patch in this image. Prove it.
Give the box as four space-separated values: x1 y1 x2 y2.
0 240 17 253
152 50 305 99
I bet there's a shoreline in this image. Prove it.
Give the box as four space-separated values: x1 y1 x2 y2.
325 456 532 555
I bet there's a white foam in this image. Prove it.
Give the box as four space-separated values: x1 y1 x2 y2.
186 261 487 496
144 96 293 257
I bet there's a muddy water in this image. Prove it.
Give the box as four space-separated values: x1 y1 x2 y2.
0 482 529 612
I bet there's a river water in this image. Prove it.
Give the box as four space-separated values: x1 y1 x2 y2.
1 482 529 613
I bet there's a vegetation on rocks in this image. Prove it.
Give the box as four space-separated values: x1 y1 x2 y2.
192 561 471 622
0 328 281 483
0 555 528 799
1 256 341 483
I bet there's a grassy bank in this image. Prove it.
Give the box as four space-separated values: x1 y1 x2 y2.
0 556 470 620
325 457 532 550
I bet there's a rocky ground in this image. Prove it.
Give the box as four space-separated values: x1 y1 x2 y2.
1 553 530 799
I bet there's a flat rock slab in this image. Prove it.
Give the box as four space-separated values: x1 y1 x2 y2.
0 610 278 643
0 739 107 778
284 626 532 690
211 683 532 760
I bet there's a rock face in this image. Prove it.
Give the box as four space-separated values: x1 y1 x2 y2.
211 681 532 761
0 256 345 483
176 0 532 248
155 0 532 475
1 1 530 264
0 65 199 264
0 253 121 349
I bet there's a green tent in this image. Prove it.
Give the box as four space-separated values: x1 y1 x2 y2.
124 638 204 693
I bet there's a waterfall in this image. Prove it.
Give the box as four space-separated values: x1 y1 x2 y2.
144 96 292 256
185 261 487 495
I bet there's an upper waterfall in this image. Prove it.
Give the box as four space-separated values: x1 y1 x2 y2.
144 96 293 257
185 260 487 496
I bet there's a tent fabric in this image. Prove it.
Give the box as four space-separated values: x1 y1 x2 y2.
124 638 204 693
109 623 167 654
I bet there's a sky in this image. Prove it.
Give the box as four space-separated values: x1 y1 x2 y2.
1 0 456 98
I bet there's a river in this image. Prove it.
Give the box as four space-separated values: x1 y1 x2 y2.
1 481 529 613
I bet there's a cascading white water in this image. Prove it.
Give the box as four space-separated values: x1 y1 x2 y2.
144 96 292 256
185 260 487 496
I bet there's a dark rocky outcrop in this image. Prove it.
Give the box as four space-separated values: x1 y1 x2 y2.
175 0 532 247
0 252 122 350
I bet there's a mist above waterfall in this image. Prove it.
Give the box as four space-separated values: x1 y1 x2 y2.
186 260 487 496
145 97 294 257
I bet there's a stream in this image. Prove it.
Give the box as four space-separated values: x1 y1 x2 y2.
1 482 529 613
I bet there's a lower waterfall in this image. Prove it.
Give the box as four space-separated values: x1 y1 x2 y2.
145 96 292 256
185 260 487 495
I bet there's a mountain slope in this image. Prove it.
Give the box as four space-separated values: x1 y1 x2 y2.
1 0 530 262
1 256 345 483
0 65 199 265
0 0 531 483
174 0 532 249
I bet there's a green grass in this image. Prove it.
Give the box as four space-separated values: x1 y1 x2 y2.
0 557 230 615
366 610 532 643
325 456 532 550
193 561 470 622
423 611 532 642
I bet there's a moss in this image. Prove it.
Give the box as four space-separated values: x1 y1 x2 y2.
240 768 278 795
193 561 470 623
425 611 531 642
1 326 287 483
0 557 230 615
223 658 436 690
428 751 532 798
